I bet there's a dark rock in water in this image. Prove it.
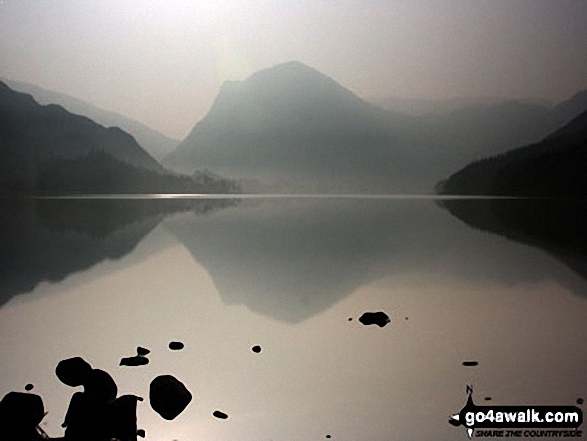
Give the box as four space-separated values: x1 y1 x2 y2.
24 384 34 391
0 391 45 437
0 392 45 429
326 435 331 439
462 361 479 367
485 397 492 401
213 410 228 419
359 311 390 327
348 318 352 321
84 369 118 402
137 347 150 356
169 341 185 351
56 357 93 387
149 375 192 420
120 356 149 367
109 395 143 441
577 398 584 405
252 345 262 353
137 428 146 438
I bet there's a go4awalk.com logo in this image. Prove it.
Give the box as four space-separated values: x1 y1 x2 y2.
449 386 583 439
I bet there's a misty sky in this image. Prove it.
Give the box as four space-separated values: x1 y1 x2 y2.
1 0 587 140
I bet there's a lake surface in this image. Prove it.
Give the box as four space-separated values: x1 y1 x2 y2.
1 196 585 440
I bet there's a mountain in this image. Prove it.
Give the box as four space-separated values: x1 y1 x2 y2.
3 79 179 160
164 61 587 193
163 61 416 192
438 108 587 196
0 81 238 194
370 95 551 116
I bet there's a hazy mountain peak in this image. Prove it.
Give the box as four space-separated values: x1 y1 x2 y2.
163 61 408 187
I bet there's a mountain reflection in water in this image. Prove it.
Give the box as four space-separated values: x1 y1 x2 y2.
0 196 585 440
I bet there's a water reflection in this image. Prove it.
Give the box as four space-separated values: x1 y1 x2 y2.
164 198 587 322
0 197 586 440
0 198 234 306
440 198 587 282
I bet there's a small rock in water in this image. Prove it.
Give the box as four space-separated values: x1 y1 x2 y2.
358 312 390 327
24 384 34 391
137 347 150 356
485 397 492 401
137 429 146 438
348 318 352 321
462 361 479 367
120 356 149 367
56 357 92 387
149 375 192 420
169 341 184 351
577 398 584 405
326 435 332 439
251 345 262 353
213 410 228 419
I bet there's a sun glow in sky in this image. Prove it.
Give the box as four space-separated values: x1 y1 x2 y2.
1 0 587 139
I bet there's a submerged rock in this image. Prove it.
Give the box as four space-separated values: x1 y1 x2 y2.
213 410 228 419
462 361 479 367
168 341 185 351
56 357 93 387
251 345 262 353
24 384 34 391
358 311 390 327
120 356 149 367
577 398 584 405
149 375 192 420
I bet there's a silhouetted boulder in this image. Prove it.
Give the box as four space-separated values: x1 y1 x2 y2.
120 356 149 367
0 391 45 426
84 369 118 402
62 391 110 440
24 384 34 391
358 312 390 327
56 357 93 387
251 345 262 353
136 347 150 356
213 410 228 419
110 395 143 441
168 341 184 351
149 375 192 420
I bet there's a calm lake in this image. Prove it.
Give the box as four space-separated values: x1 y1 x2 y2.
1 196 585 440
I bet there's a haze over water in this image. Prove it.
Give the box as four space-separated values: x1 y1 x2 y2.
0 197 585 440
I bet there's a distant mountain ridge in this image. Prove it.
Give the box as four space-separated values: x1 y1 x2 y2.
164 61 416 191
3 79 179 160
0 81 238 194
438 108 587 196
164 61 587 193
0 80 162 173
370 95 552 116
